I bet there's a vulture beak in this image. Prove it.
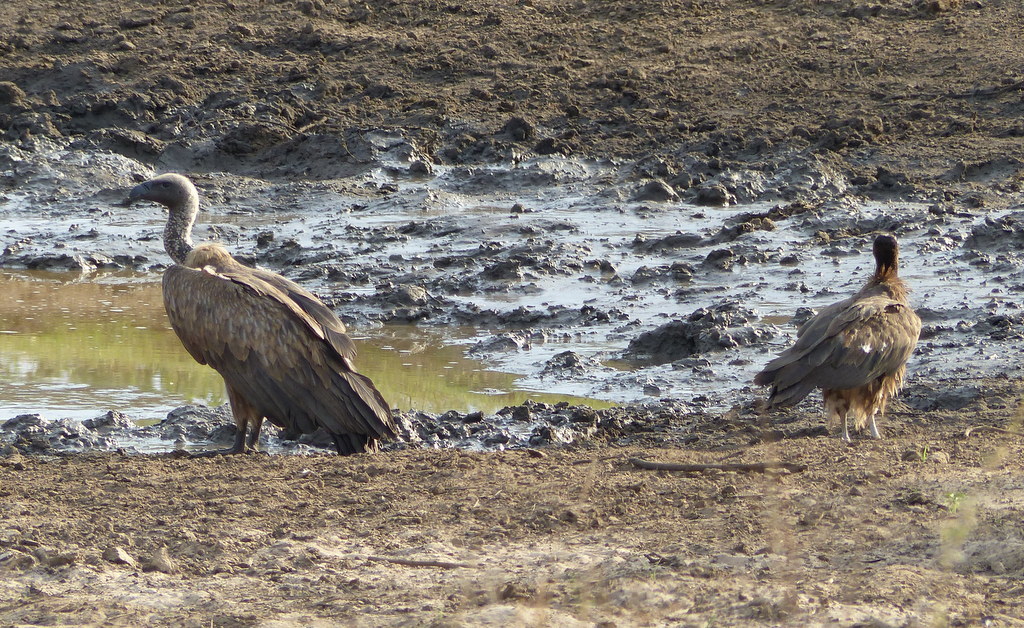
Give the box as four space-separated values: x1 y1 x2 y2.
126 180 152 205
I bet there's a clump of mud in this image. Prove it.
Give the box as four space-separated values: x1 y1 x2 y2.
623 302 776 365
0 396 747 456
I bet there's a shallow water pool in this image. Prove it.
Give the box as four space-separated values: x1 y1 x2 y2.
0 270 612 422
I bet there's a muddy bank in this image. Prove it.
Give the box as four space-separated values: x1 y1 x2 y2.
2 0 1024 435
2 0 1024 198
4 139 1024 438
2 379 1024 626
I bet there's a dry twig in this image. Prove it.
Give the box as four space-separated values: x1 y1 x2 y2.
964 425 1024 438
629 459 807 474
362 555 474 569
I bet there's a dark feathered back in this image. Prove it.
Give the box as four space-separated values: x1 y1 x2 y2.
163 243 395 445
754 235 921 409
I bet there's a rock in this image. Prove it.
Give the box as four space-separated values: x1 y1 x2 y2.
409 159 433 175
630 262 694 284
103 546 138 569
534 137 570 155
40 550 78 568
694 184 736 206
633 179 679 202
703 248 738 271
3 414 45 430
502 116 535 142
631 232 703 253
469 332 533 354
144 547 178 574
919 0 962 13
82 411 135 432
482 260 524 280
0 549 37 570
390 284 429 307
624 303 773 364
0 82 27 106
540 350 604 377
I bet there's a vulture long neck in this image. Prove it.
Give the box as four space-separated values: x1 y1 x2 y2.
164 191 199 266
867 238 908 302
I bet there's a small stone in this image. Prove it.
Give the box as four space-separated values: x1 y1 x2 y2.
633 180 679 202
392 285 428 307
0 82 27 106
45 552 79 567
103 546 138 568
695 184 737 206
409 159 433 175
502 116 535 142
144 547 178 574
534 137 570 155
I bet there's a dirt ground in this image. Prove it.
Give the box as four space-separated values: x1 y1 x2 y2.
4 0 1024 625
4 382 1024 627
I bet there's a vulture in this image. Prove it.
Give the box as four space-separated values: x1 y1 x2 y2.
127 173 396 455
754 234 921 441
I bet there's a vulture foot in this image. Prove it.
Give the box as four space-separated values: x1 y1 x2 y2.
190 428 258 456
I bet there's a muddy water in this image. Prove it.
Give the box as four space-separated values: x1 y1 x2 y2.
5 144 1024 434
0 270 610 423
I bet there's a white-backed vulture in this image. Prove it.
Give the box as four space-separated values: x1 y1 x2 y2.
754 234 921 441
127 173 396 455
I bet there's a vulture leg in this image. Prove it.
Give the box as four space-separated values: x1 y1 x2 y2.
192 426 246 457
246 416 265 452
840 411 853 443
193 386 257 456
867 411 882 439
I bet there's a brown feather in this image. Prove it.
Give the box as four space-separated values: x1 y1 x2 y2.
754 234 921 439
129 173 395 454
164 242 395 451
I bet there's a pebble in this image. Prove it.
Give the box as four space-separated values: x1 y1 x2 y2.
144 547 178 574
633 179 679 202
102 546 138 568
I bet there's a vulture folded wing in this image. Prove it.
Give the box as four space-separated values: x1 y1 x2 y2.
755 295 920 406
162 265 394 440
247 266 359 362
799 296 921 391
753 296 854 388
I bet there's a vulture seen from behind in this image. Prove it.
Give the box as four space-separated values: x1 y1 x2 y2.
127 173 396 455
754 234 921 441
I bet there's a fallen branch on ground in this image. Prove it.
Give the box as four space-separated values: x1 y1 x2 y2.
964 425 1024 438
629 459 807 473
362 555 474 569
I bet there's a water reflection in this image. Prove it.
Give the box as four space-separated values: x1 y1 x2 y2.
0 270 610 421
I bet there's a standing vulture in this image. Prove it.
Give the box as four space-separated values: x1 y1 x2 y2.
127 173 396 455
754 234 921 441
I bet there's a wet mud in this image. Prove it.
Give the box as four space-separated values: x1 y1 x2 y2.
4 0 1024 625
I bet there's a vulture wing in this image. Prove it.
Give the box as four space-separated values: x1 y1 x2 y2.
755 295 921 407
162 264 394 440
246 265 359 362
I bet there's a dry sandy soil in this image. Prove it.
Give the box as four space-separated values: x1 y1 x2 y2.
4 0 1024 625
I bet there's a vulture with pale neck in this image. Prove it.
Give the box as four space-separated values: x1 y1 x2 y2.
754 234 921 441
128 173 396 455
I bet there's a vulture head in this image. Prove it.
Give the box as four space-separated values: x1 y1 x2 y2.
872 234 900 278
128 173 198 211
127 173 201 265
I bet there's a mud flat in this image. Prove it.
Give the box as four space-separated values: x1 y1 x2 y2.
4 0 1024 625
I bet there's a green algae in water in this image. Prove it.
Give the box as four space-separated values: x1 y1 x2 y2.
0 270 611 422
